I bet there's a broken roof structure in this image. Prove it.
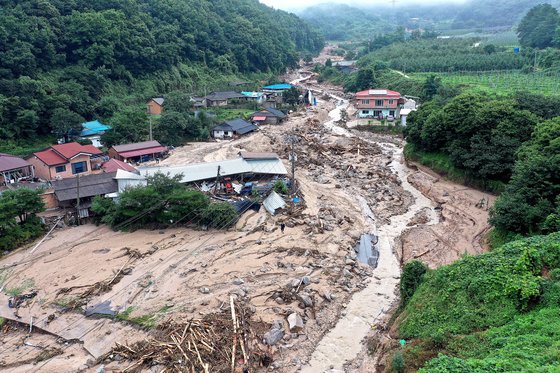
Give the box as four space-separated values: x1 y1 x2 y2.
52 172 118 202
138 152 287 184
263 191 286 215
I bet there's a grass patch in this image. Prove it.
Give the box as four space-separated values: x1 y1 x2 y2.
410 71 560 96
404 143 506 194
0 317 6 328
116 305 173 328
211 108 256 122
5 278 35 297
354 124 404 135
52 296 78 308
0 136 55 158
487 228 525 250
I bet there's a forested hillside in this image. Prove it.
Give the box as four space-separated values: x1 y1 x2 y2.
393 232 560 371
299 4 392 41
0 0 323 150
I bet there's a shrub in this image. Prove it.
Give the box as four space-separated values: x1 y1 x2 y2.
392 352 405 373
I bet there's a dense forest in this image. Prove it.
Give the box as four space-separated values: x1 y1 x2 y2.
0 0 323 152
393 232 560 371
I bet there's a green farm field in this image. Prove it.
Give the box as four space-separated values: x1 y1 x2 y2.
412 70 560 96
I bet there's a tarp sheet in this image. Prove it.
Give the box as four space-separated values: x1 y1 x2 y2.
355 234 379 268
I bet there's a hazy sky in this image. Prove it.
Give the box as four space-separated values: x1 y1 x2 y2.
259 0 466 11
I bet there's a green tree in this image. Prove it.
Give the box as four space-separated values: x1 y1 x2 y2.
202 203 238 229
0 188 45 251
422 75 442 101
50 108 84 140
102 107 149 147
490 117 560 234
284 87 301 106
518 4 560 49
400 260 428 306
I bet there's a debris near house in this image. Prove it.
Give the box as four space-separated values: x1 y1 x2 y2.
105 299 270 372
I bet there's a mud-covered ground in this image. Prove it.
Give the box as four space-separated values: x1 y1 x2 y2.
0 48 494 373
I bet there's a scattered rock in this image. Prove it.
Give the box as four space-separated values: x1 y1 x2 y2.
287 312 304 332
122 268 133 275
299 294 313 308
289 278 301 288
199 287 210 294
264 321 284 345
301 276 311 285
232 278 244 285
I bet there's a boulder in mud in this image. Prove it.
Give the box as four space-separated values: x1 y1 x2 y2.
287 312 304 332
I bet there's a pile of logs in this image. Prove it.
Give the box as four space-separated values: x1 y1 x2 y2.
109 297 268 372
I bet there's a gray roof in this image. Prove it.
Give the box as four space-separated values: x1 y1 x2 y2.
138 157 287 184
151 97 164 105
52 172 118 202
111 140 163 153
0 153 32 173
265 107 287 118
205 91 246 101
213 119 257 135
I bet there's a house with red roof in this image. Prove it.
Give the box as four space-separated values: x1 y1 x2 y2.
26 142 105 180
355 89 405 119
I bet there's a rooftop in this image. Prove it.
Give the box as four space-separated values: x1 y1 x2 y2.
239 152 280 160
111 140 164 153
80 120 111 137
151 97 164 106
0 153 32 172
52 172 118 202
102 159 138 173
139 156 287 184
205 91 246 101
214 119 257 135
32 143 103 166
356 89 402 97
263 83 293 90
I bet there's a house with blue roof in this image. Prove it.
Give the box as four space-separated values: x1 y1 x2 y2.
262 83 293 92
79 120 111 148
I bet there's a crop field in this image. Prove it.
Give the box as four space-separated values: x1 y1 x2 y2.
412 70 560 96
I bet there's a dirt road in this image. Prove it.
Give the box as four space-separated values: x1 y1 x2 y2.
0 48 494 372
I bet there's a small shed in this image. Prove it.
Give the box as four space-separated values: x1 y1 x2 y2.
212 119 257 139
147 97 164 115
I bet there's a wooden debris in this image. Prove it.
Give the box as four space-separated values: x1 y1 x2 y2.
105 301 267 372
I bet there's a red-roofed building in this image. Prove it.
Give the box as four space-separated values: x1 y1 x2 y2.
27 142 105 180
102 159 138 173
108 141 168 163
355 89 405 119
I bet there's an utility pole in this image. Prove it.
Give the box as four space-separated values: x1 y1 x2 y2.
149 116 153 141
213 165 221 194
289 135 297 193
76 173 80 226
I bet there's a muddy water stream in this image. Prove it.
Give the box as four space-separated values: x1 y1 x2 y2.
301 96 439 372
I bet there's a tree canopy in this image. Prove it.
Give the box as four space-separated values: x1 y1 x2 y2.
0 0 323 147
518 4 560 49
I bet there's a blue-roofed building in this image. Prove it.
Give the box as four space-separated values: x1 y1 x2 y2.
241 91 265 103
79 120 111 148
262 83 293 92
